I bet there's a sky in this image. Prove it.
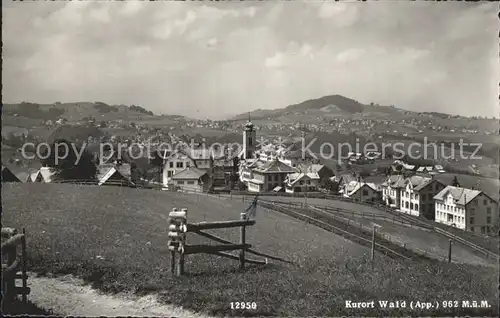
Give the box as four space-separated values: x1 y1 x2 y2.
2 1 498 120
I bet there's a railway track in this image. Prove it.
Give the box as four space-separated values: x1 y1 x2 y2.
259 197 499 262
257 200 432 261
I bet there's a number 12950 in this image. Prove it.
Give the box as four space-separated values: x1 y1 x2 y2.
230 302 257 310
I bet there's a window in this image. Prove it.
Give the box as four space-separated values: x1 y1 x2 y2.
415 204 419 211
363 190 369 196
405 201 409 209
177 181 184 185
487 207 491 214
410 203 414 210
187 180 195 185
186 162 191 168
415 194 419 200
300 180 304 185
484 199 487 205
306 180 311 185
470 217 474 225
470 227 474 232
481 226 485 234
176 162 183 168
167 171 173 177
487 216 491 224
275 175 279 181
169 162 174 168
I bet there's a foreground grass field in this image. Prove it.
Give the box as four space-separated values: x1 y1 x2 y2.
2 183 498 316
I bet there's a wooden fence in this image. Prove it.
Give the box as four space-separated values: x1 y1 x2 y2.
235 193 499 260
1 227 30 303
167 207 293 276
258 200 470 263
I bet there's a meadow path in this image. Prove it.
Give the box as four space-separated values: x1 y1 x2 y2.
26 273 213 317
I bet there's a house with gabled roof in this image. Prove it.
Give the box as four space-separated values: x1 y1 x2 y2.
381 175 406 208
297 163 335 183
171 167 211 193
399 175 446 218
285 172 320 193
342 181 381 202
246 159 298 193
434 186 498 234
97 163 134 187
38 167 55 183
1 165 21 182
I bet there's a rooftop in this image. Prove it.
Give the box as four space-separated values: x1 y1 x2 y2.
433 186 485 205
171 167 208 180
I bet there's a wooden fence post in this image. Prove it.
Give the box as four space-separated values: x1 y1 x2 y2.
171 250 176 274
448 239 452 263
239 212 246 270
178 208 187 276
168 208 187 276
5 245 16 302
177 250 185 276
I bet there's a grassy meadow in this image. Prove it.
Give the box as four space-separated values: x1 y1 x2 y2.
2 183 498 316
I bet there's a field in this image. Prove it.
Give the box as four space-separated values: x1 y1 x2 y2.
2 183 498 316
254 196 496 267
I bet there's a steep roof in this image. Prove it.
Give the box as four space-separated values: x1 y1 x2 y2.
381 175 405 188
406 175 432 191
287 172 320 186
339 174 360 184
98 167 134 186
298 164 327 173
433 186 484 205
254 159 297 174
1 166 21 182
171 167 208 180
39 167 55 182
345 181 379 196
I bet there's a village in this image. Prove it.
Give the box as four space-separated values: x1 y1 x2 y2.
2 1 498 316
2 117 498 237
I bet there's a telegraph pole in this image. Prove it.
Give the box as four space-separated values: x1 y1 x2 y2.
158 129 163 190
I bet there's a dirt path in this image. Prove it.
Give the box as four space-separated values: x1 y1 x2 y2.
25 274 213 317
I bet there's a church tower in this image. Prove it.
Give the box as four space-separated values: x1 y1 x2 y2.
242 113 256 160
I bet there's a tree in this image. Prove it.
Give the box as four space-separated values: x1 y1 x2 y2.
237 180 247 191
149 149 164 168
40 139 97 181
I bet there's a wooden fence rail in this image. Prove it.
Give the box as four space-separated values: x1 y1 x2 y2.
1 227 30 304
257 201 411 260
167 206 282 276
264 201 488 263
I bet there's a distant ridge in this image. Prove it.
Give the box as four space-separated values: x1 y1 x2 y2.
229 94 404 121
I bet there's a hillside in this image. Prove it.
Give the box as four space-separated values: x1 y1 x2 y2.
230 94 407 121
2 102 157 122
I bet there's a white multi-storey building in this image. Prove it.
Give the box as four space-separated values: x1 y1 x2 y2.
381 175 406 208
399 176 446 218
434 186 498 235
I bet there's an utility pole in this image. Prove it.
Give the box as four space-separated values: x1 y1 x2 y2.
158 129 163 190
